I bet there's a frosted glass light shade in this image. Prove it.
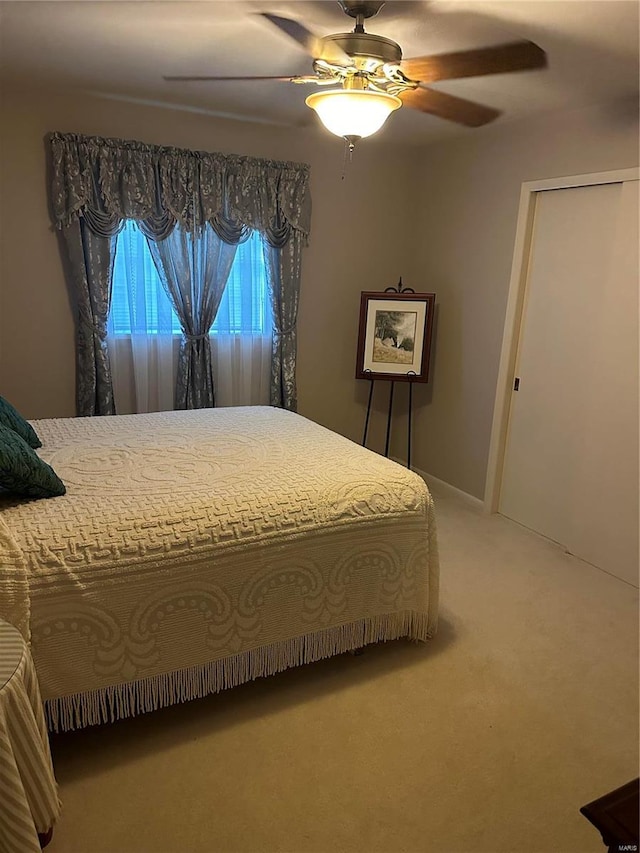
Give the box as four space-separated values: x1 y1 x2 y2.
305 89 402 139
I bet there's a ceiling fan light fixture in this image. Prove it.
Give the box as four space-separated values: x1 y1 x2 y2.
305 89 402 140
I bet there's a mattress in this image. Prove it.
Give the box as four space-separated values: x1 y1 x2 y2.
0 407 438 731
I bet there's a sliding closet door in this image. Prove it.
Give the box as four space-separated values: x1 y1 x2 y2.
500 179 639 584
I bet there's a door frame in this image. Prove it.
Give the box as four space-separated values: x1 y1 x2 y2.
483 167 639 513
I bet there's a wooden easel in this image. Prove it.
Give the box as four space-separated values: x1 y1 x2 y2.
360 280 418 469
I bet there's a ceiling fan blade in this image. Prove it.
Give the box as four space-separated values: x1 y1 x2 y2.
259 13 351 65
399 86 501 127
163 75 302 82
401 41 547 83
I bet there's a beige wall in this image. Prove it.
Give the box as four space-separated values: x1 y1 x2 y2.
0 84 419 442
1 85 638 500
404 100 639 498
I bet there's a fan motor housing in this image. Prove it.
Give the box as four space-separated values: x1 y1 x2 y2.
321 32 402 65
338 1 386 19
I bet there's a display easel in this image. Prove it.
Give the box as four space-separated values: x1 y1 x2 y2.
360 281 418 470
361 368 417 469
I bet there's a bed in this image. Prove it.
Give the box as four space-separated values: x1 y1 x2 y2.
0 407 438 732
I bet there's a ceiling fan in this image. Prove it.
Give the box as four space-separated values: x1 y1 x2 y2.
164 1 547 142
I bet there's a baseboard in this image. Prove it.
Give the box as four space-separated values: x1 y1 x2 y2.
391 458 483 508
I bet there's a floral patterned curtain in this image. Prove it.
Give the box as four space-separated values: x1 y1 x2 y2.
49 132 311 415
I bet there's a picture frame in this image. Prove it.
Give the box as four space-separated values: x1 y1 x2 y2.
355 291 436 382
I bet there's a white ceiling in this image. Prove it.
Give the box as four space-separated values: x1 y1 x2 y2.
0 0 638 143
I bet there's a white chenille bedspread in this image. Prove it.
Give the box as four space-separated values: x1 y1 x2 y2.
0 407 438 730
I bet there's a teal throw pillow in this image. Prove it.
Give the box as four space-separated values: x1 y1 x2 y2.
0 423 65 499
0 396 42 448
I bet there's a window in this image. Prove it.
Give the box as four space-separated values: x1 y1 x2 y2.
108 221 271 336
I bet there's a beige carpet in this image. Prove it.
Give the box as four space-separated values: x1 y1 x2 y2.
46 482 639 853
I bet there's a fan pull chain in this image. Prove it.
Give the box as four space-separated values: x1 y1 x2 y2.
341 136 358 180
341 139 349 180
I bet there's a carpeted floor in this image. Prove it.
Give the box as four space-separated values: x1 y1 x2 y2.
46 482 639 853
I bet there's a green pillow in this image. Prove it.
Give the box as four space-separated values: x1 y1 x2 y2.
0 396 42 448
0 423 65 499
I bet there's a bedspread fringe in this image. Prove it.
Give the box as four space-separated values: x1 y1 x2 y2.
44 610 433 732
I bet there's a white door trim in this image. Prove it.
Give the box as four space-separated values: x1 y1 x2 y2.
483 167 640 513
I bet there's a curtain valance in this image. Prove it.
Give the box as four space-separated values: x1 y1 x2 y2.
49 132 311 243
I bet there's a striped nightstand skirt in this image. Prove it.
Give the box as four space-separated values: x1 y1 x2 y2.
0 620 61 852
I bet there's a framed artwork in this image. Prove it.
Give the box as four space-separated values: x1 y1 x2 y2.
355 290 436 382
